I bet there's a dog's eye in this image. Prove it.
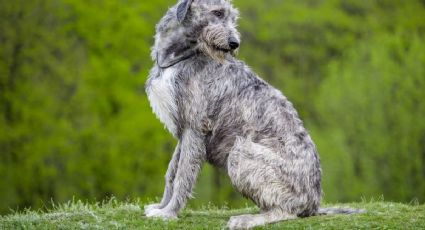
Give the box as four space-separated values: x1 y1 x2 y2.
212 10 224 18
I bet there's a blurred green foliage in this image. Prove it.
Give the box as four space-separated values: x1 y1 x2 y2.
0 0 424 214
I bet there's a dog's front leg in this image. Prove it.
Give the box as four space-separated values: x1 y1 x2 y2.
144 143 181 215
145 129 205 219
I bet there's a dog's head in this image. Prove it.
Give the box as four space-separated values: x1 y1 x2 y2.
153 0 240 66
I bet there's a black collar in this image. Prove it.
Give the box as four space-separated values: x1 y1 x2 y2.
156 50 198 69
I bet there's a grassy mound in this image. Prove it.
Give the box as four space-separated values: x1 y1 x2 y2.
1 199 424 229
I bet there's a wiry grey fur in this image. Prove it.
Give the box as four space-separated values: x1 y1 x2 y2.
144 0 364 229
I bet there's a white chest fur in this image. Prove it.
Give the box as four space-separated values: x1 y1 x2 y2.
147 67 178 136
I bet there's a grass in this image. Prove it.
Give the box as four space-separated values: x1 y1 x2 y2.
0 198 424 229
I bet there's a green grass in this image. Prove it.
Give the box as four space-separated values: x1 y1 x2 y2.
1 199 424 229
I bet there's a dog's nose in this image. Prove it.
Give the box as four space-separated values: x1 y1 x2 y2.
229 37 240 50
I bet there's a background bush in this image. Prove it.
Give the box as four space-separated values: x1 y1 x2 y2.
1 0 424 214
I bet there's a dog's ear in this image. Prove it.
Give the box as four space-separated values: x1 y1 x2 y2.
176 0 193 23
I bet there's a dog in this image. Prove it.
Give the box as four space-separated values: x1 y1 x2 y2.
144 0 363 229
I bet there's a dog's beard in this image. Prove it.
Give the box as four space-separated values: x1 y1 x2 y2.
198 42 236 63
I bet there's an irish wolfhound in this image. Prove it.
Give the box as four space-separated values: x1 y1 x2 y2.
144 0 363 229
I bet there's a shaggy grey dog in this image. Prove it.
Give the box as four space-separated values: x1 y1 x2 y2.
144 0 362 229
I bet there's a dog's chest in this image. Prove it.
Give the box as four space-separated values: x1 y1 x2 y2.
147 67 178 135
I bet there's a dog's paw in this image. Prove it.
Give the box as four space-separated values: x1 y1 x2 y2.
227 215 256 230
144 203 162 215
145 208 178 219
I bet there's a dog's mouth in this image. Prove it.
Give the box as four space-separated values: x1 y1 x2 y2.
198 41 237 61
213 45 232 53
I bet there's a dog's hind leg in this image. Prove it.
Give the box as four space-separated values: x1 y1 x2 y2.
226 137 302 229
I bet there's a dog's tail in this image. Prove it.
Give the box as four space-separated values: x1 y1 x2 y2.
317 207 366 215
